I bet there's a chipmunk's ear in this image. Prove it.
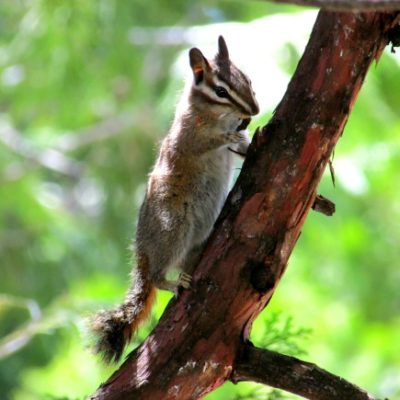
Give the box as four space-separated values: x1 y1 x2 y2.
216 35 229 61
189 47 210 84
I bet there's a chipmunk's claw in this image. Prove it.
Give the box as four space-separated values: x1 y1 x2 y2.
178 272 192 289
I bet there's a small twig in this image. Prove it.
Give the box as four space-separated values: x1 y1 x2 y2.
329 149 336 187
232 344 376 400
312 194 335 216
0 119 82 179
1 111 141 180
0 295 42 360
54 111 138 152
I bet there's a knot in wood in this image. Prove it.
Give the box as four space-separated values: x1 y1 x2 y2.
249 261 275 293
388 24 400 53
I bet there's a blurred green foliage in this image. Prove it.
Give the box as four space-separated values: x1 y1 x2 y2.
0 1 399 400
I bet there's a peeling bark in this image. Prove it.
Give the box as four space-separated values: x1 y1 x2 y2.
90 10 400 400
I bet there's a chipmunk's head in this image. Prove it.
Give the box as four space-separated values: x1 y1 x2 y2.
188 36 259 124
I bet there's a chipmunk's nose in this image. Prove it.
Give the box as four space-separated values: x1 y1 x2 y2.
250 97 259 116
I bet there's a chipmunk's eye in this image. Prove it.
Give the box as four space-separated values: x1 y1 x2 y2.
215 86 229 98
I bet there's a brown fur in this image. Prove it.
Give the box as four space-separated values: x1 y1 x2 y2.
89 36 258 363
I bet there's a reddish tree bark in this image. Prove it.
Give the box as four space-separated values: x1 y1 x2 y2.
269 0 400 10
233 345 375 400
90 10 400 400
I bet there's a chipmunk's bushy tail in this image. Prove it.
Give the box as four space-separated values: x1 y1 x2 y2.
89 255 156 363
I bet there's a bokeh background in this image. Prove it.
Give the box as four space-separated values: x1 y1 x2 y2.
0 1 399 399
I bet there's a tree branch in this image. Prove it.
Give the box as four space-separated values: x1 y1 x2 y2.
54 111 138 152
269 0 400 11
0 118 82 180
90 10 400 400
232 344 375 400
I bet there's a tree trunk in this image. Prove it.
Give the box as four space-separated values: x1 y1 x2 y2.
90 10 400 400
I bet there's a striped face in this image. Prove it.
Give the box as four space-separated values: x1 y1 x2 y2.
189 36 259 118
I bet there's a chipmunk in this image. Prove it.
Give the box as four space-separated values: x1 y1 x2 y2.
89 36 259 363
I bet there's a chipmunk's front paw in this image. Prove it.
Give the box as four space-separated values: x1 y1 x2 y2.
178 272 192 289
228 131 249 145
